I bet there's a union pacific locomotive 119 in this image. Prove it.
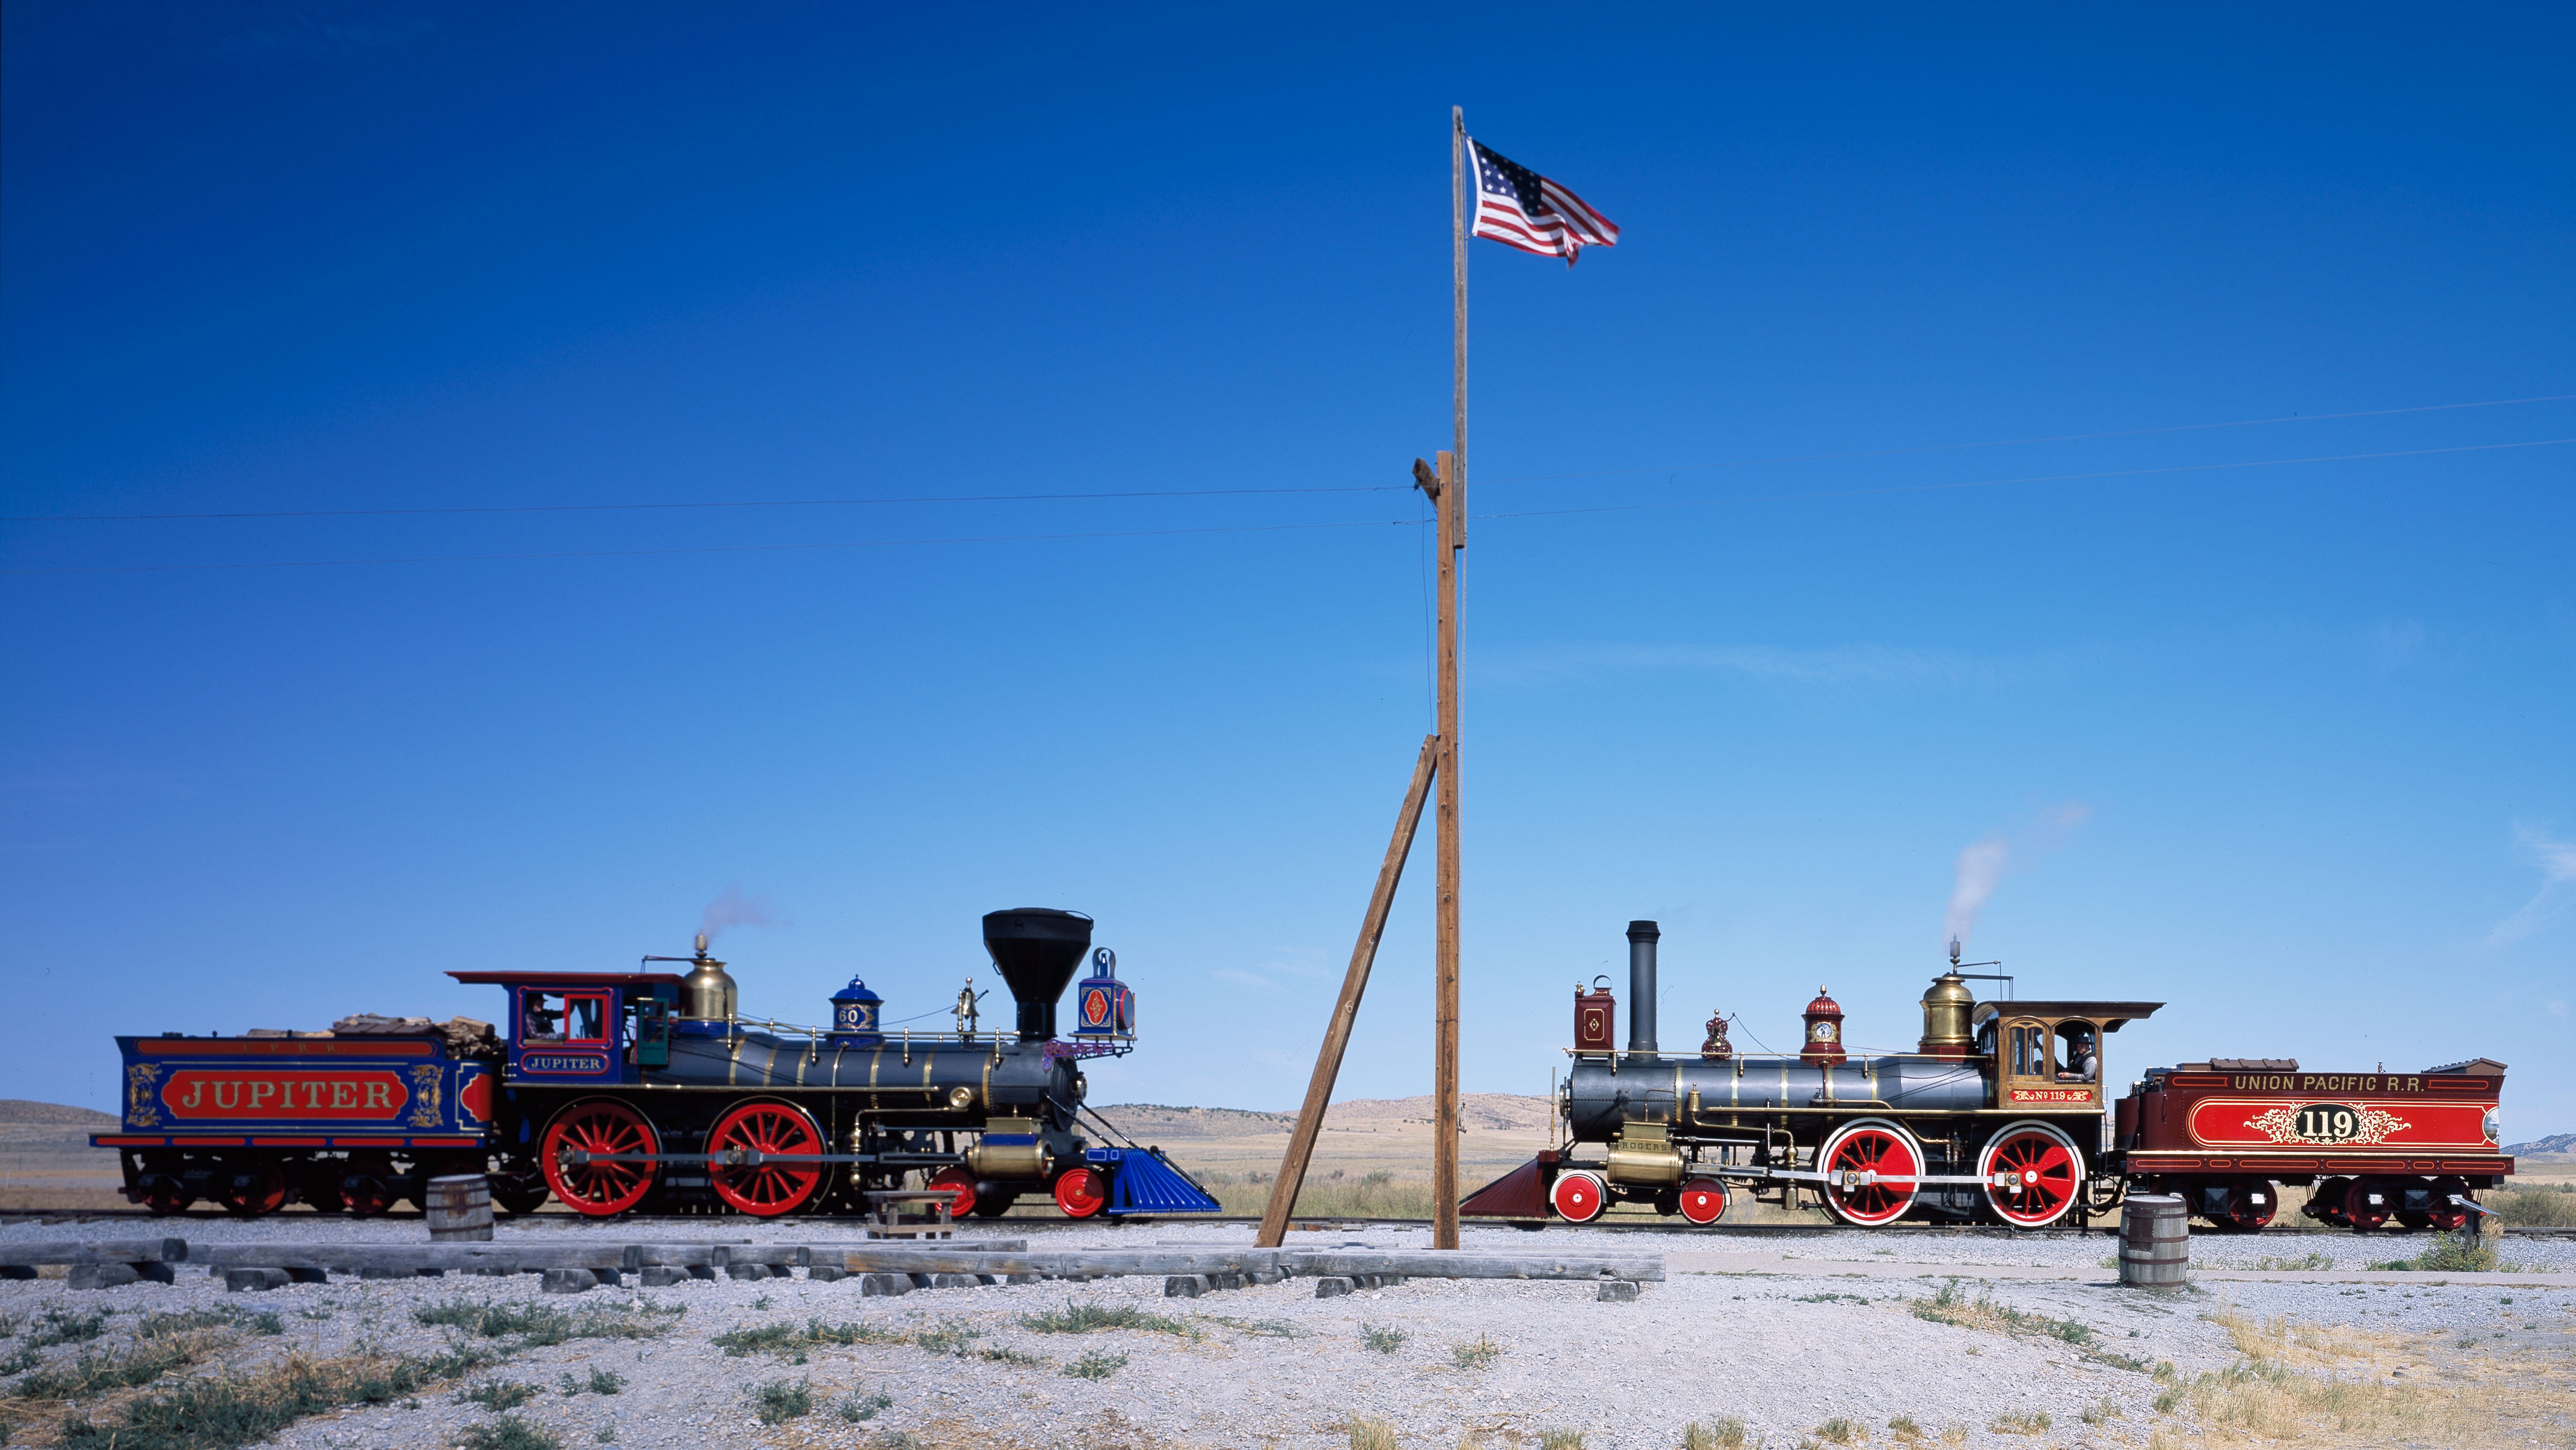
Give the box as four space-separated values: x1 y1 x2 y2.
94 908 1218 1220
1465 921 2514 1232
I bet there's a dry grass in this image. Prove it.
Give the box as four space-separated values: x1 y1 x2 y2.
2490 1181 2576 1226
2155 1309 2576 1447
1680 1419 1747 1448
1342 1416 1400 1450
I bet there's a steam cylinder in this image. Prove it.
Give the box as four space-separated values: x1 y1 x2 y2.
1563 1053 1987 1143
1625 920 1660 1061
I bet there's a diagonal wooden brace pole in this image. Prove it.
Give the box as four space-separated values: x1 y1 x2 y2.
1255 733 1440 1248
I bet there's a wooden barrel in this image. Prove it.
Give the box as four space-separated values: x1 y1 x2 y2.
425 1174 494 1242
2119 1193 2188 1289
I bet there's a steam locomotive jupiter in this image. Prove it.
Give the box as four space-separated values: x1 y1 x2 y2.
94 908 1218 1220
1465 921 2514 1233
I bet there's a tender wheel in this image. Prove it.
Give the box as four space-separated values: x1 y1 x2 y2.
925 1167 982 1220
2306 1176 2353 1228
1549 1169 1608 1223
138 1175 193 1216
2425 1178 2473 1232
216 1159 288 1218
300 1162 346 1214
491 1166 550 1215
1978 1121 2083 1229
2343 1177 2390 1232
706 1100 825 1217
2218 1178 2277 1232
1820 1119 1923 1227
1678 1177 1729 1226
540 1098 660 1216
341 1153 400 1218
1052 1166 1108 1219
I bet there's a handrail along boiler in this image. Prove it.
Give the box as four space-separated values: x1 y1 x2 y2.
94 908 1217 1220
1463 921 2513 1230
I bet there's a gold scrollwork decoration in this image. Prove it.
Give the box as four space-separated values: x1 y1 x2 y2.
409 1065 445 1128
126 1063 164 1128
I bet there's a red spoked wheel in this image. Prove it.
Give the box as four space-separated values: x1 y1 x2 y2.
216 1159 288 1218
1820 1119 1923 1227
2343 1177 2390 1232
1678 1177 1729 1226
2218 1178 2277 1232
1978 1121 2084 1229
2425 1178 2472 1232
1550 1169 1608 1223
925 1167 982 1220
140 1178 193 1216
706 1101 825 1217
540 1098 660 1216
1052 1166 1108 1219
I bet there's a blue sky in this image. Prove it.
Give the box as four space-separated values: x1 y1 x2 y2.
5 5 2571 1138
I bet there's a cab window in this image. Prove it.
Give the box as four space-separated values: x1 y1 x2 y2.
522 992 608 1045
2055 1022 2099 1083
2007 1023 2053 1077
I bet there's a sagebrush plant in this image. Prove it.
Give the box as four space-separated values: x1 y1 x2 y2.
752 1378 814 1425
459 1379 540 1411
1062 1351 1128 1381
459 1418 562 1450
837 1390 894 1422
1359 1323 1408 1354
1451 1334 1502 1368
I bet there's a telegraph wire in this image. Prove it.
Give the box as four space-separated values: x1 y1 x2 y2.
1471 392 2576 487
1469 438 2576 526
7 390 2569 526
5 436 2566 577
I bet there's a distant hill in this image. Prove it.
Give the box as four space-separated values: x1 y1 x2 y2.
0 1099 116 1128
2506 1132 2575 1159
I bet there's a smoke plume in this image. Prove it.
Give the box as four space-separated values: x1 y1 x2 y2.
1942 804 2090 950
1944 837 2010 950
699 885 777 944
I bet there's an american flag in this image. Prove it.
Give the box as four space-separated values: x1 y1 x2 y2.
1470 139 1619 266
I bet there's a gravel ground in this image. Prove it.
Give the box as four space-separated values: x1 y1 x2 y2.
4 1218 2572 1449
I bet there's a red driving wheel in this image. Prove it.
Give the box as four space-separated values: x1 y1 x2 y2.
1978 1121 2083 1229
540 1098 660 1216
1053 1165 1108 1219
1679 1177 1729 1226
925 1167 982 1220
1820 1120 1923 1227
1550 1169 1607 1222
706 1101 825 1217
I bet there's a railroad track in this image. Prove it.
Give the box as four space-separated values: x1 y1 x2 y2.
6 1207 2568 1236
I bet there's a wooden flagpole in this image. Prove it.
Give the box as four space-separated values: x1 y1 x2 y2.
1255 735 1440 1248
1433 104 1469 1253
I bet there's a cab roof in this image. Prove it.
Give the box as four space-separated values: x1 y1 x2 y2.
1971 1001 2163 1030
448 971 685 988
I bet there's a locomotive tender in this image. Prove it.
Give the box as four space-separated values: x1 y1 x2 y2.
95 908 1218 1220
1465 920 2514 1232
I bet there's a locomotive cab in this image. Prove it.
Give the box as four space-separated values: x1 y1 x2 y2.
1974 1001 2158 1113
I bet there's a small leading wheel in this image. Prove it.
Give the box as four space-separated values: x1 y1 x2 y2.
2342 1178 2390 1232
1819 1119 1923 1227
1678 1177 1729 1226
706 1101 825 1217
540 1098 660 1216
1549 1169 1608 1223
971 1188 1016 1219
1052 1165 1108 1219
216 1159 288 1218
925 1167 982 1220
1978 1121 2084 1228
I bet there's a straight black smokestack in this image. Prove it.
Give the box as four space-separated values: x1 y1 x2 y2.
1626 920 1660 1061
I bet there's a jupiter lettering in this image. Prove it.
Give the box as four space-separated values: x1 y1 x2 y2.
160 1070 408 1120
